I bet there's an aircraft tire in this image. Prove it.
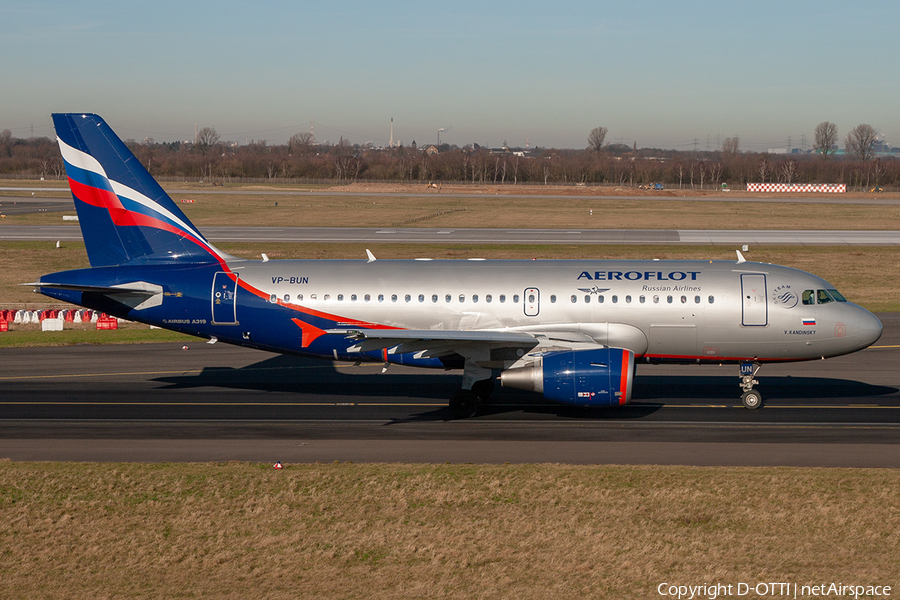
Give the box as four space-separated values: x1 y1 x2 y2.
741 390 763 410
471 378 495 402
450 389 479 419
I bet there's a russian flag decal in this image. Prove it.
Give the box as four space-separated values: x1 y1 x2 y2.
802 318 816 326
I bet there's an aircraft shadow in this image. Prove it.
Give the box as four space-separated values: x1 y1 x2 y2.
151 355 897 422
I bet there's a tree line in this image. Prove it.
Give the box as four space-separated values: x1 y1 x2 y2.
1 123 896 189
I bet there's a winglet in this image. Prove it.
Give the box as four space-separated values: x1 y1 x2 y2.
736 250 747 264
366 249 376 263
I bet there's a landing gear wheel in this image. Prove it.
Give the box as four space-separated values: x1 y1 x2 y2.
741 390 763 410
470 378 495 403
450 389 479 419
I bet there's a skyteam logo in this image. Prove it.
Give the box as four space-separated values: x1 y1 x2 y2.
771 284 799 309
577 286 610 295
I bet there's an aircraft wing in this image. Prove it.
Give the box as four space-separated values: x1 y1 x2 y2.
329 328 541 357
325 328 610 365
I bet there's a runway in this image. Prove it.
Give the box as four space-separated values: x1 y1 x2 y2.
1 314 897 466
2 224 898 246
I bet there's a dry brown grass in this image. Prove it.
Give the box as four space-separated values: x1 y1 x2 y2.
4 181 900 230
0 462 897 599
174 194 900 230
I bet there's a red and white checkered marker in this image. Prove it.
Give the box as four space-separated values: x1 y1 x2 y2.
747 183 846 193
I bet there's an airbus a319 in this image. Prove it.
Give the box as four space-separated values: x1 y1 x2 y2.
32 114 883 416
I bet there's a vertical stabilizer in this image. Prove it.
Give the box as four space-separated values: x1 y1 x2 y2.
53 113 225 267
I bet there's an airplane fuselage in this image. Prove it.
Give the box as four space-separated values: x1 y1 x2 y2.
40 258 882 368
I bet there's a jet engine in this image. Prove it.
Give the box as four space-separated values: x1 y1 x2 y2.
500 347 635 406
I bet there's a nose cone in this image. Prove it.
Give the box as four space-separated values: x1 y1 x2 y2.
855 308 883 349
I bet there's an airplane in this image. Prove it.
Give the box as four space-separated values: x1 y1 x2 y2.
31 113 883 417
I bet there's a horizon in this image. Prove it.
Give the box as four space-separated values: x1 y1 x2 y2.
2 1 897 152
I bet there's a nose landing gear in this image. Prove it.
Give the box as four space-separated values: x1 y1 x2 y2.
739 362 763 409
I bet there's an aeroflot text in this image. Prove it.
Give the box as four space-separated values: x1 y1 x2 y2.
657 582 891 599
577 271 700 282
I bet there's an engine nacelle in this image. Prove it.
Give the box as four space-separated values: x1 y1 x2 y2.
501 347 634 406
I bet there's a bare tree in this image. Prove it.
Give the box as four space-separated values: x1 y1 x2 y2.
779 158 798 183
845 124 878 161
707 161 723 187
289 132 313 153
757 155 770 182
722 137 740 157
195 127 220 155
813 121 838 158
587 126 608 152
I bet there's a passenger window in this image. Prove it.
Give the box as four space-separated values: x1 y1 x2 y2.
625 295 632 303
653 295 659 304
513 295 520 303
612 295 618 304
432 294 438 303
446 294 452 303
639 295 645 304
378 294 384 302
364 294 371 302
802 290 815 305
350 294 357 301
486 295 493 303
459 294 465 303
298 294 303 301
499 295 506 303
708 295 714 304
598 296 605 303
404 294 411 303
310 294 317 300
571 295 577 303
694 296 700 304
337 294 343 301
667 296 673 304
584 295 590 303
550 295 556 303
284 294 290 303
323 294 330 301
473 295 479 303
681 295 687 304
270 294 277 303
418 294 424 303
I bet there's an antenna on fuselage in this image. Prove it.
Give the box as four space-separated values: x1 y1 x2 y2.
366 249 376 263
735 250 747 264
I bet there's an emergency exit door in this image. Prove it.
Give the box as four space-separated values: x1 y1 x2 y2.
741 273 767 326
524 288 540 317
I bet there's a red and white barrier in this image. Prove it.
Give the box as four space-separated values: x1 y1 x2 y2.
747 183 846 193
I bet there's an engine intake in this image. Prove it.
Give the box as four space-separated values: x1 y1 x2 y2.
501 347 634 406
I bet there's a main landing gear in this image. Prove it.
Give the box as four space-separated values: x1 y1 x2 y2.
739 362 763 409
449 379 494 419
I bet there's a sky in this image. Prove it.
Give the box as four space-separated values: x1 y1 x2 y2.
2 0 898 151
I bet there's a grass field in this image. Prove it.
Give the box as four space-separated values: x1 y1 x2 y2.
0 462 897 599
3 180 900 230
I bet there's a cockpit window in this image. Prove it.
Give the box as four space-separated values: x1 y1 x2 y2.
817 289 835 304
827 289 848 302
802 290 815 305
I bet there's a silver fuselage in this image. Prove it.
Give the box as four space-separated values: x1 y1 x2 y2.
233 258 882 363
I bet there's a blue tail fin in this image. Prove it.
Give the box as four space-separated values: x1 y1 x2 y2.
53 113 226 267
